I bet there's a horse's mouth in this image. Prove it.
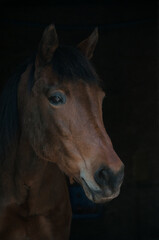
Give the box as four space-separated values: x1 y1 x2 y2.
80 177 120 204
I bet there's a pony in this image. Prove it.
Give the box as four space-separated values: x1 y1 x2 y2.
0 24 124 240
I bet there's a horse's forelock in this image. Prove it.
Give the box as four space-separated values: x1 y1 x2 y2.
51 45 100 84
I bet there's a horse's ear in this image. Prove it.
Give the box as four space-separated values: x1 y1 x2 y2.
36 24 58 67
78 27 98 59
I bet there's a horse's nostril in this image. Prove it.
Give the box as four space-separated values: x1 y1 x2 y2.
94 166 124 190
94 167 109 187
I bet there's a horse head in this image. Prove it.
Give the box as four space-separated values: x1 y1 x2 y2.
21 25 124 204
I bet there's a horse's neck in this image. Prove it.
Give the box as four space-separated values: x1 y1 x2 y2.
15 135 68 209
15 135 70 215
17 135 59 185
16 136 47 187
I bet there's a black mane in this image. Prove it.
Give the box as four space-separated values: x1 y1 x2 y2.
0 58 34 160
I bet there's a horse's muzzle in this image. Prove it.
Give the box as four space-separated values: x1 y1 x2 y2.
80 165 124 203
94 165 124 192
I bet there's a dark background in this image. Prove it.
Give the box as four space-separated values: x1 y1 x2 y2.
0 1 158 239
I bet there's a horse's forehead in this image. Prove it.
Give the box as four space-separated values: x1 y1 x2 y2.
38 67 101 96
67 82 104 104
31 65 104 106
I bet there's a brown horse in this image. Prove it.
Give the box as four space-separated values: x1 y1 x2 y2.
0 24 124 240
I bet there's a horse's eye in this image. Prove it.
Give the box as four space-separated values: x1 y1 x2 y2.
48 92 66 106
